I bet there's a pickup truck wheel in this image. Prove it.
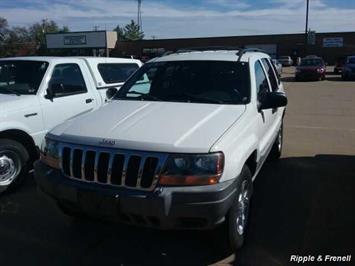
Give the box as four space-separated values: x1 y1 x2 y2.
269 124 283 160
0 139 29 193
227 165 253 252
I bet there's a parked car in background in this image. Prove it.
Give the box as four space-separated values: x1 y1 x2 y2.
295 56 326 81
272 59 282 75
342 56 355 80
0 56 142 193
334 56 346 74
35 48 287 252
278 56 293 66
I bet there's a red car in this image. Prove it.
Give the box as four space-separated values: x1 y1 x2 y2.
295 57 326 81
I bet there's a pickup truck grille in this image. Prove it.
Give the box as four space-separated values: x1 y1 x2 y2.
59 144 168 191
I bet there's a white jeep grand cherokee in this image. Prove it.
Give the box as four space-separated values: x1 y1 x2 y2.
35 48 287 251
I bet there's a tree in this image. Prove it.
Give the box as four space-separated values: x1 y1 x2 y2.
0 17 70 56
113 24 126 41
124 20 144 40
113 20 144 41
0 17 9 44
29 19 60 48
2 26 35 56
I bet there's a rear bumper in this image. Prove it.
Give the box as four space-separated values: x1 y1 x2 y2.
296 72 323 80
34 161 237 229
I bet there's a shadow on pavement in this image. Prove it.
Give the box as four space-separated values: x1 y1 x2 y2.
234 155 355 266
0 155 354 266
326 76 343 82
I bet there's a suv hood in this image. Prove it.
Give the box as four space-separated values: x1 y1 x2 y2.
50 100 246 153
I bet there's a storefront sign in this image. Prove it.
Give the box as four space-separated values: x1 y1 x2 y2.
323 37 343 48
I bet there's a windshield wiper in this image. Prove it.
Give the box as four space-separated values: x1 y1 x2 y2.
0 87 20 96
181 93 223 104
120 91 162 101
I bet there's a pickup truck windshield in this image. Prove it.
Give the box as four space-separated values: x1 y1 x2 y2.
115 61 250 104
0 60 49 95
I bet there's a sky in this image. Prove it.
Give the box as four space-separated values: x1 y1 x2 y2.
0 0 354 39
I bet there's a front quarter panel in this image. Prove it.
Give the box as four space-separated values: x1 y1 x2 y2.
0 97 45 146
210 105 259 182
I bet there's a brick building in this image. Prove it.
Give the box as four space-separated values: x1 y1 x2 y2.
113 31 355 64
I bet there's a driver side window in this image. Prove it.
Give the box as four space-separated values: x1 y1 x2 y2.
254 61 271 103
49 64 87 98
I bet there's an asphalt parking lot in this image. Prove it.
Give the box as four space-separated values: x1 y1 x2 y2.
0 67 354 266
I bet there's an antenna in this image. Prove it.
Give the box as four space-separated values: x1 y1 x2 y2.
137 0 142 31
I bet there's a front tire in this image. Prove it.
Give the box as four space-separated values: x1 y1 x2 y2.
0 139 29 193
226 166 253 252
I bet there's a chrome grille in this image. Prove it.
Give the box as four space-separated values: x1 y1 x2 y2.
59 144 168 191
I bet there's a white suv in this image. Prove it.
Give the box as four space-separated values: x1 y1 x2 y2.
35 48 287 251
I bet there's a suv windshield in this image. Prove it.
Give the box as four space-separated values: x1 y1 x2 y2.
301 59 323 66
115 60 250 104
0 60 49 95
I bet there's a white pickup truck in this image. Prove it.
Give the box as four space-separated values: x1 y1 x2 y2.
0 56 142 192
35 48 287 251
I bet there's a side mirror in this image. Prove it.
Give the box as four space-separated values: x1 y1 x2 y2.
45 83 62 100
259 92 288 110
45 87 54 100
106 87 118 99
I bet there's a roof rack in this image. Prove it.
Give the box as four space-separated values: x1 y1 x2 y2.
237 48 268 62
176 46 241 53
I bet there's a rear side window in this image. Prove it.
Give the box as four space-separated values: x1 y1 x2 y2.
261 58 278 91
98 63 139 84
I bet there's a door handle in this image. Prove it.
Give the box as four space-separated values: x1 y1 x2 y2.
85 98 94 104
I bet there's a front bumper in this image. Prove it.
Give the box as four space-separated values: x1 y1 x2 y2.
34 161 237 229
296 71 323 80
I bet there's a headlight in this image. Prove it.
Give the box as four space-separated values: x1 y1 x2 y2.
40 137 60 169
159 152 224 186
317 68 325 73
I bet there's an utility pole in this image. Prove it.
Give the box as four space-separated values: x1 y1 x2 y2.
304 0 310 55
137 0 142 31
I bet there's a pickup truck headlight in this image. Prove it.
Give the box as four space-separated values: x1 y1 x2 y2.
40 138 60 169
159 152 224 186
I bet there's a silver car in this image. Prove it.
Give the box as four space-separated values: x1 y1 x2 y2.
272 59 283 75
278 56 293 66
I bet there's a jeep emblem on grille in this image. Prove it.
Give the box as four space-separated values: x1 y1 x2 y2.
99 139 116 146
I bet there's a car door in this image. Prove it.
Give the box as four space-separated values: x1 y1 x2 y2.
40 62 97 131
254 59 275 162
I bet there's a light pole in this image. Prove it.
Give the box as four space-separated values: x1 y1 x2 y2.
304 0 310 55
